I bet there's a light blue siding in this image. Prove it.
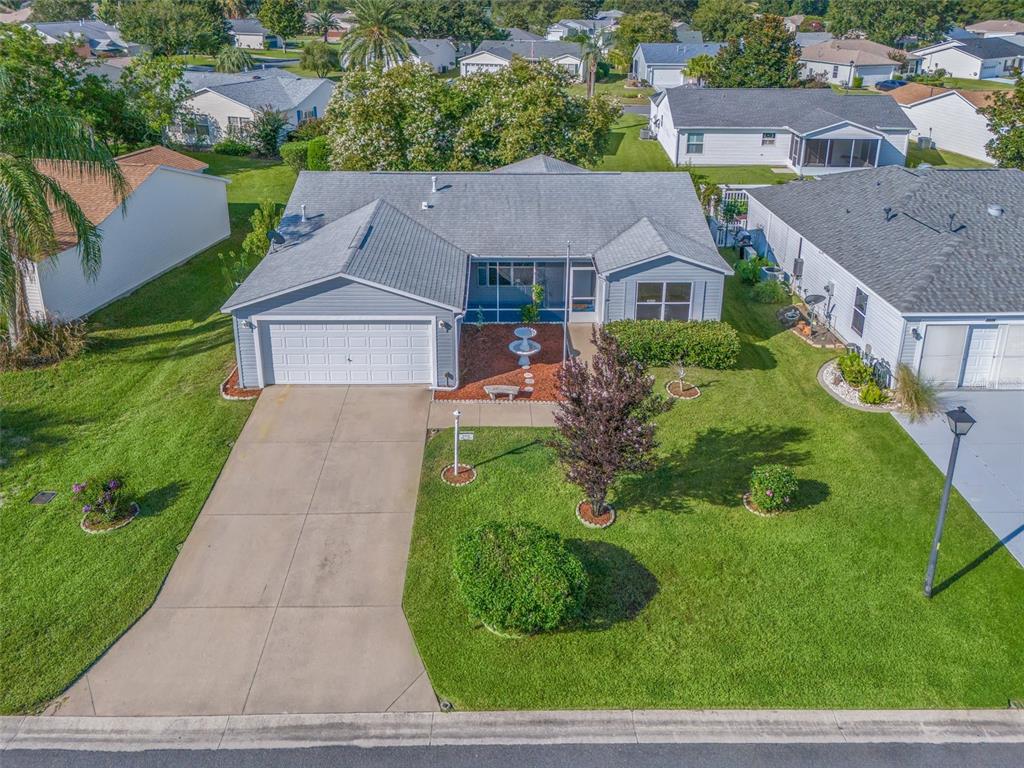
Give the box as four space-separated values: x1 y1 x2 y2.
231 276 456 388
603 256 726 322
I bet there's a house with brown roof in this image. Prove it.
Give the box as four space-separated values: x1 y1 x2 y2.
24 147 230 320
798 39 913 87
889 82 997 162
964 19 1024 39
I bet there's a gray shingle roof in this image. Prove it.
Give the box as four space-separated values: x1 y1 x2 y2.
30 20 132 51
228 18 274 36
747 167 1024 314
795 32 834 46
473 39 583 61
946 36 1024 59
594 218 733 274
182 68 301 92
408 38 456 59
223 160 721 310
503 27 544 41
201 74 333 111
490 155 590 173
659 87 914 133
637 42 724 65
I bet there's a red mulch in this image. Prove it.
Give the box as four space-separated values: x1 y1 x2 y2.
221 366 261 400
441 464 477 485
435 324 565 402
577 500 615 528
667 380 701 399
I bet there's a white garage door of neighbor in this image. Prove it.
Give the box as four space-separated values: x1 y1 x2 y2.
650 68 679 87
263 320 433 385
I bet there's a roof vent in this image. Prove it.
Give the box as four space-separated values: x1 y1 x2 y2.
987 204 1004 218
883 206 895 222
431 175 438 193
421 201 431 210
300 203 306 222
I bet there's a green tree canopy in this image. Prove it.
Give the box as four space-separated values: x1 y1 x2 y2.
29 0 95 21
613 11 675 67
492 0 563 31
118 54 193 137
306 8 343 41
402 0 500 47
215 44 255 73
981 76 1024 169
957 0 1024 23
300 39 339 77
102 0 228 55
691 0 754 42
338 0 412 68
258 0 306 49
826 0 960 46
615 0 697 19
707 13 801 87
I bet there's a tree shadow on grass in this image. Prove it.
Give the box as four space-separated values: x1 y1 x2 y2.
792 479 831 510
0 405 78 469
90 319 233 362
566 539 659 631
473 441 542 468
134 481 185 518
615 425 812 515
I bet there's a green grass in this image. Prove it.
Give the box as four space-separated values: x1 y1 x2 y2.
0 154 297 714
938 76 1013 91
829 85 883 95
570 73 655 104
907 144 992 169
404 267 1024 710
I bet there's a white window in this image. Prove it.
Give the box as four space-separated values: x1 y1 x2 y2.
832 64 840 78
686 133 704 154
227 116 252 136
761 131 776 146
476 262 535 287
635 282 692 321
851 288 868 336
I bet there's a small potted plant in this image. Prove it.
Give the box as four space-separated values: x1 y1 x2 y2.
744 464 798 516
74 475 138 533
666 364 700 400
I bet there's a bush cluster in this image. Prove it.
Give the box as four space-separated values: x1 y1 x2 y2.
289 117 328 141
837 350 873 387
750 464 798 513
0 317 87 371
735 256 769 284
279 136 331 171
211 138 253 156
605 320 740 369
750 280 789 304
859 380 890 405
73 475 130 525
280 140 309 170
453 521 588 636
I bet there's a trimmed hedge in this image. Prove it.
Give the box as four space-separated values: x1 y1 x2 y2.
605 320 740 369
280 140 309 171
307 135 331 170
453 521 587 636
211 138 253 156
750 280 789 304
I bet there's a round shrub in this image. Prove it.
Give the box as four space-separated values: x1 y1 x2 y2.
750 464 798 513
279 140 309 171
306 135 331 170
750 280 790 304
212 138 253 156
453 521 588 636
859 380 890 405
605 319 740 369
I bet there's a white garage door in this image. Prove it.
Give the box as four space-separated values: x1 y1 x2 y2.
650 68 680 88
918 325 968 388
263 320 433 385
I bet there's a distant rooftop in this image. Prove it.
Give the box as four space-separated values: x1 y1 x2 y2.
637 42 725 65
473 39 583 61
798 38 909 66
965 19 1024 35
228 18 275 37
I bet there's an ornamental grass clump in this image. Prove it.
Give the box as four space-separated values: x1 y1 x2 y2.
73 476 131 528
452 521 588 636
749 464 798 514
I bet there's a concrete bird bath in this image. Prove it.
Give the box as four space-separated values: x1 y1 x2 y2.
510 327 541 368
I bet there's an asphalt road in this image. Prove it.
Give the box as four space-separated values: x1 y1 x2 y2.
5 743 1023 768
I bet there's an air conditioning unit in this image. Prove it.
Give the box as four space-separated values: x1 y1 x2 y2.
741 246 757 261
917 135 933 150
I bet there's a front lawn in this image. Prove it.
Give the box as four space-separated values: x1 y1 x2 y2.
907 144 992 169
938 76 1013 91
404 266 1024 710
0 154 296 714
570 72 655 105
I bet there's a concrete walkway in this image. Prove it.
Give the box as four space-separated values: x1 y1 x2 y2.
48 386 439 717
893 390 1024 567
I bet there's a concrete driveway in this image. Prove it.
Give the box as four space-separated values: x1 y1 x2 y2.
894 390 1024 568
49 386 438 716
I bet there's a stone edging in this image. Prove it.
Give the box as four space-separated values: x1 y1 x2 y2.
80 503 139 535
817 359 898 414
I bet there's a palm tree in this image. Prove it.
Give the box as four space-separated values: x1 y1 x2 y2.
0 77 127 345
220 0 251 19
215 44 255 73
580 38 602 99
337 0 410 69
307 9 341 42
683 53 717 87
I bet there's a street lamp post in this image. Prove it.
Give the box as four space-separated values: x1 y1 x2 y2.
923 405 975 598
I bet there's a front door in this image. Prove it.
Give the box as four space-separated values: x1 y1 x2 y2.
569 267 598 322
961 326 999 388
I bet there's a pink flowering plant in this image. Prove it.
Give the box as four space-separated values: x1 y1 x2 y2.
749 464 798 513
72 475 130 526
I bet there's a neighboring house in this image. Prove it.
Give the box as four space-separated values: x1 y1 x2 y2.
0 6 31 23
795 31 833 47
631 42 725 88
673 21 692 41
783 15 805 33
459 40 583 78
890 83 996 162
964 19 1024 38
746 166 1024 390
798 39 910 87
181 67 304 92
26 147 229 320
303 10 355 40
503 27 544 41
650 87 913 173
222 156 732 389
407 38 458 73
84 55 133 84
170 72 334 145
545 13 618 42
26 20 140 56
228 18 283 50
913 37 1024 79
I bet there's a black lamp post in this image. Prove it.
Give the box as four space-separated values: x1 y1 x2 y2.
923 405 975 598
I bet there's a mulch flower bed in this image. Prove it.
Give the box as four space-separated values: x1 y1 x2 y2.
666 380 701 400
81 503 140 534
221 367 261 400
434 324 565 402
441 464 477 486
576 500 616 529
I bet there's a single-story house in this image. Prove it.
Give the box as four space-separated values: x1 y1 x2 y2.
546 11 620 41
26 20 140 56
228 18 283 50
795 31 833 47
631 42 725 88
407 38 459 73
503 27 544 41
170 72 334 145
889 82 996 162
650 87 914 173
746 166 1024 390
913 37 1024 80
964 19 1024 38
221 156 732 388
798 39 911 87
25 147 229 320
460 40 583 78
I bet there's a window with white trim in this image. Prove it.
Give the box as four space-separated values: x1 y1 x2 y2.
685 132 704 154
761 131 776 146
476 261 536 287
851 288 868 336
227 116 252 136
832 64 840 78
635 282 692 321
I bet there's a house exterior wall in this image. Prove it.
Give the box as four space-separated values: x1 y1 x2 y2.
668 127 794 166
231 276 458 389
602 256 726 323
901 95 994 161
233 32 281 49
34 169 230 320
800 60 899 86
460 51 509 76
917 46 1020 79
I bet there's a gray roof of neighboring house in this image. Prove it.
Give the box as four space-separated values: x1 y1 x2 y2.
223 157 722 311
594 218 733 274
503 27 544 41
490 155 590 174
659 87 914 133
228 18 274 36
795 32 834 47
946 36 1024 59
182 68 302 92
552 17 617 32
29 20 132 51
473 39 583 61
636 42 725 65
407 38 456 60
201 73 333 111
747 167 1024 314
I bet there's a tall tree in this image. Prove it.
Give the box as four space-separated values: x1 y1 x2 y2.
613 11 675 69
105 0 228 55
118 55 193 138
826 0 960 46
219 0 251 19
683 52 716 86
403 0 500 47
580 36 602 98
981 76 1024 169
29 0 94 21
958 0 1024 24
306 8 342 41
708 13 800 87
258 0 306 50
300 39 338 77
215 44 255 72
615 0 698 19
338 0 412 68
492 0 563 31
691 0 754 41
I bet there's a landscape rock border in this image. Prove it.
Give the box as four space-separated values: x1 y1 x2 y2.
576 500 616 529
441 464 477 487
817 359 899 413
666 380 701 400
80 502 139 534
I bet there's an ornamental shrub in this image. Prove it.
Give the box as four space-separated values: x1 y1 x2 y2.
735 256 769 284
212 138 253 156
750 280 789 304
306 135 331 170
279 140 309 170
0 316 87 371
859 380 890 405
605 319 740 369
453 521 588 636
749 464 798 513
852 75 864 89
837 350 873 387
72 475 130 524
289 117 328 141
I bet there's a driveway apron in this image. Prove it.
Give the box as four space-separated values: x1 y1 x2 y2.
50 386 439 716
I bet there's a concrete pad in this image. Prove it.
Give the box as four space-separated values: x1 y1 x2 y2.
0 717 24 750
204 441 328 516
334 387 430 442
157 515 304 608
530 404 558 427
87 608 274 716
10 716 228 751
309 441 424 514
244 607 427 714
428 402 481 429
430 710 636 745
475 402 534 427
386 673 439 713
238 385 348 444
43 676 94 716
279 513 413 607
633 709 841 743
220 713 432 749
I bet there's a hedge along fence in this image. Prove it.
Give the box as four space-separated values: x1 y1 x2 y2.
279 136 331 171
605 320 741 369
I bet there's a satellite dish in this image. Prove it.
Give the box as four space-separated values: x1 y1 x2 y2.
804 294 827 306
266 229 286 245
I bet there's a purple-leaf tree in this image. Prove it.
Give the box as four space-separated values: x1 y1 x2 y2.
550 328 670 520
